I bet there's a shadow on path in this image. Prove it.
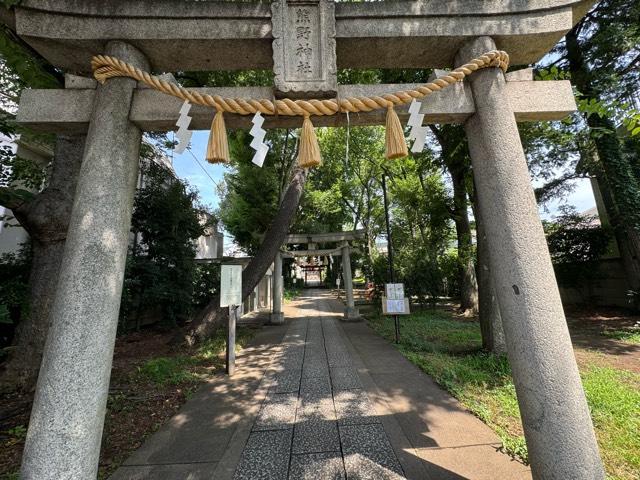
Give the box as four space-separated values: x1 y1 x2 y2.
109 289 531 480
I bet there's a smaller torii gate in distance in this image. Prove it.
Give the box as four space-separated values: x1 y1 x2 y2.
272 230 365 323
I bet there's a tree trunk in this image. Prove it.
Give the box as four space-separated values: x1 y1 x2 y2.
184 167 308 345
430 125 479 314
476 206 506 354
450 162 478 314
1 135 85 392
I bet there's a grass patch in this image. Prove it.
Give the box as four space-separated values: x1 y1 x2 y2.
368 310 482 353
284 286 302 302
136 327 255 386
136 356 199 385
195 327 254 361
581 366 640 479
602 329 640 344
367 310 640 479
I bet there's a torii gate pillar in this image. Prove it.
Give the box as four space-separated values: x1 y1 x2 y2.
270 251 285 324
341 242 360 321
459 36 604 479
20 41 149 480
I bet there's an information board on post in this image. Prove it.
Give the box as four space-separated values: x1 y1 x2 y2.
220 264 243 308
220 264 242 375
382 283 410 315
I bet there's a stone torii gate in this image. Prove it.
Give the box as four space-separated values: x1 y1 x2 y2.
5 1 604 479
272 230 365 323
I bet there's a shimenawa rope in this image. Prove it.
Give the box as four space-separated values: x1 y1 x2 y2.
91 50 509 167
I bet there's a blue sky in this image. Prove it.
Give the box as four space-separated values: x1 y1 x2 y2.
171 130 227 211
537 177 596 219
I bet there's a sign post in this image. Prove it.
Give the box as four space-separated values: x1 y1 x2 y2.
383 283 410 343
220 264 243 376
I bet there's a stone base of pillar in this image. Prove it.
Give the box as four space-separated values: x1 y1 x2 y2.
270 312 285 325
342 307 361 322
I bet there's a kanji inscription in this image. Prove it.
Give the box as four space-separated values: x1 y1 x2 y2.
271 0 337 98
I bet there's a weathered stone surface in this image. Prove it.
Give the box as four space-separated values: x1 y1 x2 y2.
330 366 362 391
271 371 301 394
109 463 218 480
271 252 284 324
300 375 332 398
271 0 337 98
234 429 292 480
16 79 576 134
505 68 534 82
289 452 345 480
231 306 405 479
13 0 595 71
459 36 604 480
340 424 404 479
64 73 96 89
334 389 378 426
292 419 340 454
340 244 360 321
20 41 149 480
253 392 298 431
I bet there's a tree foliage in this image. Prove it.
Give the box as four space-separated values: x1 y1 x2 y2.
120 159 205 329
0 244 30 346
544 207 612 303
218 129 291 254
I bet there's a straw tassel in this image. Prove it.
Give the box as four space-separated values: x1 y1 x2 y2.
297 115 322 169
385 104 408 160
206 110 230 164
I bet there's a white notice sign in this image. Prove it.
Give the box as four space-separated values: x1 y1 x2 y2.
382 296 410 315
386 299 406 314
385 283 404 300
220 264 243 307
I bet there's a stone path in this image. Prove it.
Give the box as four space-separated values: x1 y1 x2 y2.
110 290 531 480
233 294 404 480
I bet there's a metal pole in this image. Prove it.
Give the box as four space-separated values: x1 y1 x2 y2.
382 173 400 343
226 305 237 375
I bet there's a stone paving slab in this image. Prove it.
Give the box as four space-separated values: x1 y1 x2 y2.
292 418 341 454
413 444 532 480
340 424 405 480
334 389 379 426
271 371 302 393
289 452 346 480
330 366 363 391
300 374 332 397
327 353 352 367
109 462 218 480
233 429 292 480
302 362 330 378
297 394 336 421
253 392 298 431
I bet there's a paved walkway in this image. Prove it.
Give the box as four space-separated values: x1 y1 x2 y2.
110 290 531 480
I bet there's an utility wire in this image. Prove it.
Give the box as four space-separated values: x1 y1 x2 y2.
186 146 222 190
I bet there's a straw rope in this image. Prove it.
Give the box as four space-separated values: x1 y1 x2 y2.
92 50 509 116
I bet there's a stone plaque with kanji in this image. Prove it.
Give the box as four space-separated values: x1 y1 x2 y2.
271 0 337 98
